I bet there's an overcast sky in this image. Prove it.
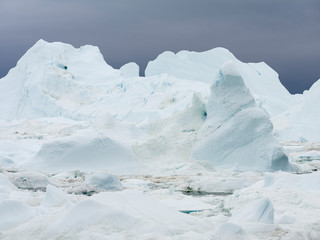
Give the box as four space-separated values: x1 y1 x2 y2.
0 0 319 93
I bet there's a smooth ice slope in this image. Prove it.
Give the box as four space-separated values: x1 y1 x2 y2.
231 198 274 224
146 48 294 116
191 62 290 171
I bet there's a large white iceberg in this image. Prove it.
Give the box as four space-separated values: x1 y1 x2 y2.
0 40 299 172
191 62 290 171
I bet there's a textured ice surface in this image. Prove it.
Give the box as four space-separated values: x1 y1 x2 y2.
85 172 122 191
8 171 50 191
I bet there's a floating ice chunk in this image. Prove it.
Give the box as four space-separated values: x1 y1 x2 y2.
48 190 207 237
277 214 295 224
43 184 68 207
0 173 17 194
0 200 35 230
231 198 274 224
85 172 122 191
9 171 50 191
216 223 243 239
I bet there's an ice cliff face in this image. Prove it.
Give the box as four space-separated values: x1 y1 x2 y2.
0 40 300 172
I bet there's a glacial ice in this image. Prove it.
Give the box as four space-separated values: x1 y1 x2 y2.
231 198 274 224
191 62 290 171
43 184 68 207
1 39 320 239
8 171 50 191
0 39 292 172
46 190 208 238
85 172 122 191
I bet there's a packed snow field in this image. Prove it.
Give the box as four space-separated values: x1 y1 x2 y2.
0 40 320 239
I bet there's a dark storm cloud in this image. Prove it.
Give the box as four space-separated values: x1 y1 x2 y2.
0 0 319 93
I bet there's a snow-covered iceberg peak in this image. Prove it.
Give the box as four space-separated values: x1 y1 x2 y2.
191 62 290 171
206 61 257 129
0 40 123 120
16 39 117 77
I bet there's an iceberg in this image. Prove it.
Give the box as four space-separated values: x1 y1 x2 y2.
1 39 320 240
231 198 274 224
0 40 298 172
191 62 290 171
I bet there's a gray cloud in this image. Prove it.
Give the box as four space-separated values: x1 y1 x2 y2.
0 0 319 93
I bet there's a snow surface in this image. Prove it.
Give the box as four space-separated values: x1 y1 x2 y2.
0 40 320 239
